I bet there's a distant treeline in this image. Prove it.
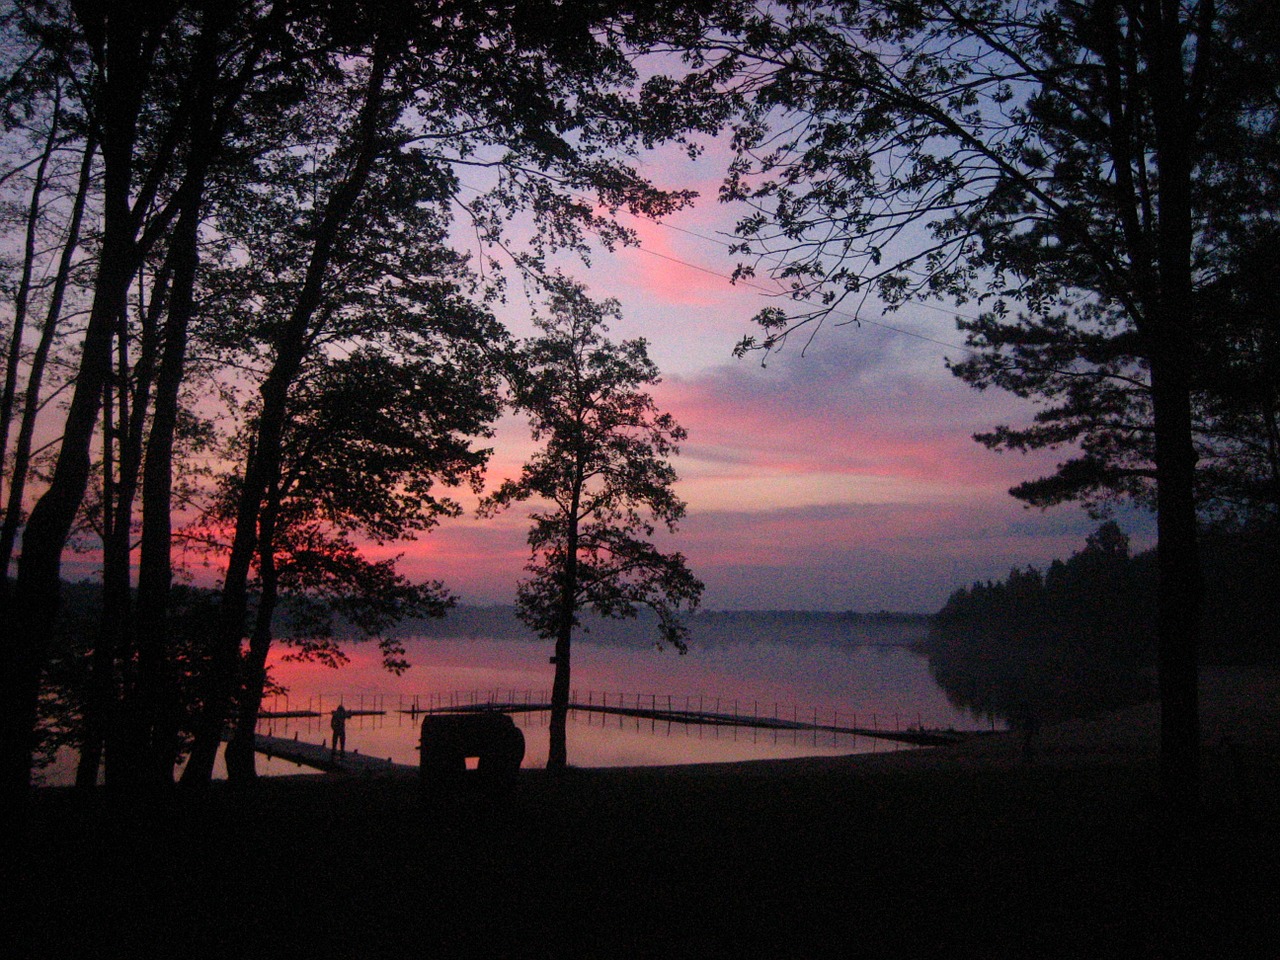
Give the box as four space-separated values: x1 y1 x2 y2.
922 521 1280 725
52 589 931 651
388 606 930 647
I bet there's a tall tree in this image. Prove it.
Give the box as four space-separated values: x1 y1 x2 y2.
180 0 722 788
218 340 503 782
0 0 188 805
481 280 703 771
122 0 290 791
689 0 1276 810
0 82 64 501
0 126 97 581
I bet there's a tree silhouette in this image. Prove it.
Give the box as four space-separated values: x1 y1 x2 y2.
482 280 703 771
0 0 218 803
218 344 500 782
0 0 734 799
685 0 1278 810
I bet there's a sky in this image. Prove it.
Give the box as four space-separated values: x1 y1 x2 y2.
33 130 1164 615
383 147 1156 614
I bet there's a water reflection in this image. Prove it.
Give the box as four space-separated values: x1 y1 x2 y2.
256 696 921 769
37 635 991 785
255 636 989 769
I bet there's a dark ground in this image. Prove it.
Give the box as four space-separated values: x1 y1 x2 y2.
7 669 1279 959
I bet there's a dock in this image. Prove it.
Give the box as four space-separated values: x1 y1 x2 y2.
248 691 982 775
253 732 414 776
400 698 973 748
257 709 384 719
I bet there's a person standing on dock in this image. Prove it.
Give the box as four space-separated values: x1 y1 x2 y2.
330 705 349 759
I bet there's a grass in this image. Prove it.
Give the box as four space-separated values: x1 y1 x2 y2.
8 673 1280 959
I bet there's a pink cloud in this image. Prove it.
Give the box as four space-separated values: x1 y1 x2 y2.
608 217 745 309
378 322 1147 612
655 354 1061 491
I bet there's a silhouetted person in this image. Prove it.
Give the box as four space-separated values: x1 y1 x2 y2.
330 705 349 759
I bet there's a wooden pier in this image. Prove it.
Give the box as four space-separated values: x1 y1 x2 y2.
248 691 982 775
252 733 414 776
258 709 385 720
400 698 973 748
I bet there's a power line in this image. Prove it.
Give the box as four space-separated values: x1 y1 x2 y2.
620 227 979 357
452 176 995 360
651 217 981 322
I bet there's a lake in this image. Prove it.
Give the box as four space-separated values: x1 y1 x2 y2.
37 620 993 785
253 628 990 772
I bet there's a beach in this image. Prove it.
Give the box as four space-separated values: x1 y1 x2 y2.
10 665 1279 959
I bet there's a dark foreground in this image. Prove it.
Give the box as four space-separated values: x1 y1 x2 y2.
8 673 1280 959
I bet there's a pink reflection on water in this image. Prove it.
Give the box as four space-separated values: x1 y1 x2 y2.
257 637 982 769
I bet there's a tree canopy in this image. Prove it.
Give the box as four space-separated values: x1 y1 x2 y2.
0 0 730 798
676 0 1279 809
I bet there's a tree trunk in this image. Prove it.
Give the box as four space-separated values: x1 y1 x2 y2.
1145 0 1204 813
7 131 95 784
0 220 139 802
548 469 583 773
0 90 62 506
130 213 196 791
0 132 96 581
75 362 126 791
547 619 573 772
224 485 281 784
181 45 391 787
89 260 168 791
1150 354 1202 811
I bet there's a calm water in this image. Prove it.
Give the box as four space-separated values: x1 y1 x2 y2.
39 632 989 785
253 634 987 771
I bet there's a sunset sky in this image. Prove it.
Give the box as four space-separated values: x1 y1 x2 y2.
388 148 1157 614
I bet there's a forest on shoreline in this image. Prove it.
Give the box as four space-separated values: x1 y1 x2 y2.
922 521 1280 726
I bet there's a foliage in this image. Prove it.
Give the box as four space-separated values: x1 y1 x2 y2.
34 582 222 773
691 0 1280 519
481 277 702 768
33 579 98 773
482 278 704 650
926 518 1280 723
925 523 1157 725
